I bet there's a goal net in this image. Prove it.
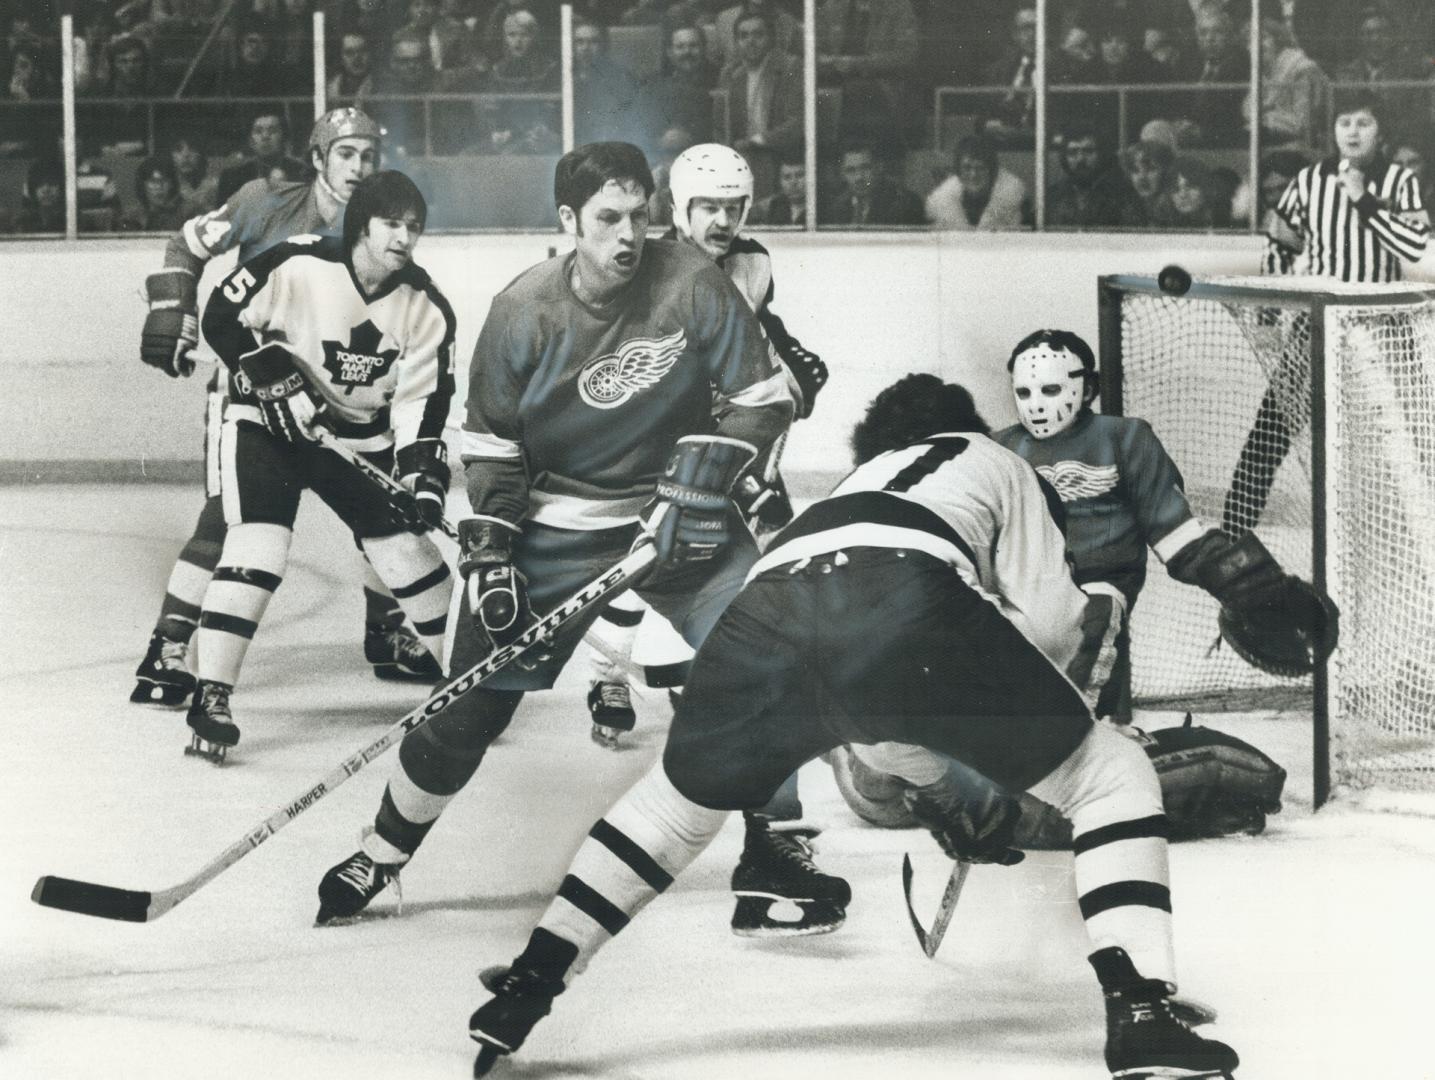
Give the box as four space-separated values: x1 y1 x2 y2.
1098 274 1435 808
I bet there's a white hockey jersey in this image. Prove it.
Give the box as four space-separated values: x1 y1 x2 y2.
750 432 1090 673
202 235 456 454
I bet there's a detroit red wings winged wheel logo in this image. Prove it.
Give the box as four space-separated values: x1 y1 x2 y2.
578 329 687 409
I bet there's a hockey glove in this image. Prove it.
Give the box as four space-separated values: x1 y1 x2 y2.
141 269 199 378
239 342 327 444
647 436 757 566
393 439 450 534
735 471 794 533
783 344 828 419
458 516 546 667
901 766 1025 866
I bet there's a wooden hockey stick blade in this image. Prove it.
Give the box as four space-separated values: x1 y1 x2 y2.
31 544 657 923
901 853 971 959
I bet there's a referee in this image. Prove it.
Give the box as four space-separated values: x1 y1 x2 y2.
1224 90 1430 535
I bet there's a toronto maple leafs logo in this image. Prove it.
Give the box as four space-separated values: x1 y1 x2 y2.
322 319 400 389
578 329 686 409
1035 460 1120 502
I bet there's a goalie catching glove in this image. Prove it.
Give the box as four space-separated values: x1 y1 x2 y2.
141 269 198 378
238 342 328 444
392 439 449 534
1171 530 1338 677
647 436 756 565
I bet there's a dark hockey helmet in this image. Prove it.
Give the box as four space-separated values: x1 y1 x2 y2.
309 107 382 159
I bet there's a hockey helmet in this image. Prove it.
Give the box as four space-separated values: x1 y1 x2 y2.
669 143 753 238
1009 331 1096 440
308 107 382 160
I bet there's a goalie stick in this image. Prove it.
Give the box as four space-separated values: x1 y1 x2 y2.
900 853 970 959
31 543 658 924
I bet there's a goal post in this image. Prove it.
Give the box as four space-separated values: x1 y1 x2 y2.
1097 273 1435 811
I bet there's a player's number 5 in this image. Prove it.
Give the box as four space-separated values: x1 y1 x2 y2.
223 268 257 303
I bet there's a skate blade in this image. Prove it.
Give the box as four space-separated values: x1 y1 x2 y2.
372 663 439 683
183 736 230 765
1113 1069 1233 1079
731 896 845 937
590 724 624 750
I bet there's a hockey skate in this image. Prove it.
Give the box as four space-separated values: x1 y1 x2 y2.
184 680 239 763
1090 947 1238 1079
315 847 404 925
470 930 577 1077
130 631 196 708
730 818 851 937
587 680 636 749
364 623 442 682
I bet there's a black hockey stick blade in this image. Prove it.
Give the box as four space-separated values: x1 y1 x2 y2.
901 853 971 959
31 875 153 923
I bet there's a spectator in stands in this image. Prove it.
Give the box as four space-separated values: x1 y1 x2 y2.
724 8 802 196
1052 23 1101 83
11 155 63 232
216 110 305 202
640 22 718 151
710 0 801 76
1089 22 1164 142
1334 7 1432 145
750 148 807 225
571 17 642 145
822 140 923 225
1166 156 1231 229
1229 145 1306 236
167 132 219 215
4 39 53 100
815 0 918 149
82 35 153 155
369 29 441 156
0 40 54 157
481 0 559 65
981 5 1037 147
925 132 1028 230
1244 16 1327 149
1173 0 1250 148
474 9 560 155
1393 139 1435 216
219 21 305 100
332 0 404 58
329 30 376 101
1046 122 1146 228
398 0 474 74
122 153 190 230
94 33 154 99
1119 137 1176 226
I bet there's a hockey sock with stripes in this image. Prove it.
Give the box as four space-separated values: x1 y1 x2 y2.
360 532 452 659
1028 721 1176 985
535 762 728 972
586 594 644 684
155 494 227 643
374 687 525 856
361 556 405 631
194 522 291 688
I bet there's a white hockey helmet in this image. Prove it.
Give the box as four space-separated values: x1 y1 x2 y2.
1009 330 1096 440
308 107 382 160
669 143 754 238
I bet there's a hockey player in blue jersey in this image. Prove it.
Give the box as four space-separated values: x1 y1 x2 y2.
310 143 851 934
464 373 1240 1080
182 170 456 761
130 108 443 713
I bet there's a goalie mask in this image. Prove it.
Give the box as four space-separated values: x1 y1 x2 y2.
1009 331 1096 440
670 143 753 257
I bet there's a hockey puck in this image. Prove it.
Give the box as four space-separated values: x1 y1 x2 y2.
1157 264 1192 296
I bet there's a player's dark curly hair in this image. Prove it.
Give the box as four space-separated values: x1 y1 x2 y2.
343 169 427 250
851 373 989 465
554 141 655 215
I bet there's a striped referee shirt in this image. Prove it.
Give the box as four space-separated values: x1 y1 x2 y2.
1262 156 1429 280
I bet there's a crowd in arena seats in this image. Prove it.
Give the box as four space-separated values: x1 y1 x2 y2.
0 0 1433 231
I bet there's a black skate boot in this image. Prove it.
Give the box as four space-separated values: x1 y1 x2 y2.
587 680 636 750
184 680 239 763
730 818 852 937
1090 947 1239 1079
130 631 196 708
364 623 442 682
315 843 406 925
470 929 577 1077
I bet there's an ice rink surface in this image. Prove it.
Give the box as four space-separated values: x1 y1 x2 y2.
4 482 1434 1080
